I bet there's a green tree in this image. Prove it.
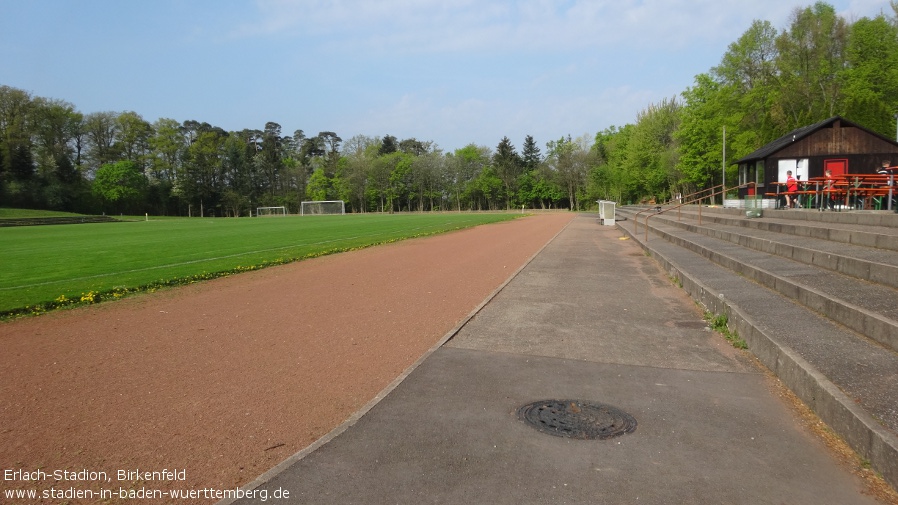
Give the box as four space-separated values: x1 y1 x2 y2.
29 97 83 210
379 134 398 155
30 98 77 177
318 131 342 176
306 167 331 201
394 138 438 211
220 133 254 216
774 2 849 129
624 99 681 202
712 19 781 153
676 74 727 193
841 14 898 136
447 144 490 210
0 86 35 204
181 128 227 216
492 136 522 209
469 165 504 210
591 125 636 203
148 118 184 183
146 118 187 215
410 149 444 211
83 111 121 176
5 143 37 207
93 160 146 213
338 134 379 212
388 151 414 212
299 134 325 171
115 111 152 171
546 135 595 210
258 122 284 198
715 20 779 93
519 162 563 209
399 137 428 156
521 135 542 170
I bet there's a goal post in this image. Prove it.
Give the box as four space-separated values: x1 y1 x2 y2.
300 200 346 215
256 206 287 217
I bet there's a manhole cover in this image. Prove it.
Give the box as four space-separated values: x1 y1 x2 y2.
517 400 637 440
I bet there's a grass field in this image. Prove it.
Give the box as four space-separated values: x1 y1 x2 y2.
0 212 521 317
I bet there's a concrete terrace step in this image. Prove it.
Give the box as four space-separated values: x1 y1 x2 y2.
634 205 898 252
615 204 898 491
621 207 898 353
634 207 898 290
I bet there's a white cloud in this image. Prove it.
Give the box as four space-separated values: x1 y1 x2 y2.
234 0 805 53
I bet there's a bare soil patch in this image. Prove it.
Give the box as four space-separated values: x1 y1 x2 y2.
0 213 573 504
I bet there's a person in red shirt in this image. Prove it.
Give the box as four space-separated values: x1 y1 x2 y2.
785 170 798 208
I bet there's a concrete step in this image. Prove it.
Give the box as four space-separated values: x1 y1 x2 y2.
632 207 898 290
629 205 898 251
618 207 898 352
614 205 898 490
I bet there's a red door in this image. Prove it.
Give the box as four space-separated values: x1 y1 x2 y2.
824 159 848 176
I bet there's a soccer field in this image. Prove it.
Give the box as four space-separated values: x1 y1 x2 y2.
0 213 520 317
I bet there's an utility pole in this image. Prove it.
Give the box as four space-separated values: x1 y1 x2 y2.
722 126 726 205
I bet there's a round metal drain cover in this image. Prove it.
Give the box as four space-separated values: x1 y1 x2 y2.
517 400 637 440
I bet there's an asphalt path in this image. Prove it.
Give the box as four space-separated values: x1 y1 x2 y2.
231 215 882 505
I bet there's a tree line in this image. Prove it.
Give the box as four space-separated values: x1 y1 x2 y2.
2 2 897 215
0 93 584 215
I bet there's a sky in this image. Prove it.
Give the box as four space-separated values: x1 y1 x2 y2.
1 0 894 153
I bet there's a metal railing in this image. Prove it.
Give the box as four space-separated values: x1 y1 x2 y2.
632 185 721 236
634 184 754 241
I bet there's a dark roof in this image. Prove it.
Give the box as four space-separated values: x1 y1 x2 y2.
734 116 898 164
735 116 841 164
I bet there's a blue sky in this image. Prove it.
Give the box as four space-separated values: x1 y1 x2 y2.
1 0 894 152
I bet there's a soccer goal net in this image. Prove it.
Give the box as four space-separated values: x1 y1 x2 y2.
300 200 346 215
256 206 287 217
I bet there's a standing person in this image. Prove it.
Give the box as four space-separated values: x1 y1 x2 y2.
821 169 836 211
785 170 798 208
878 161 895 210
